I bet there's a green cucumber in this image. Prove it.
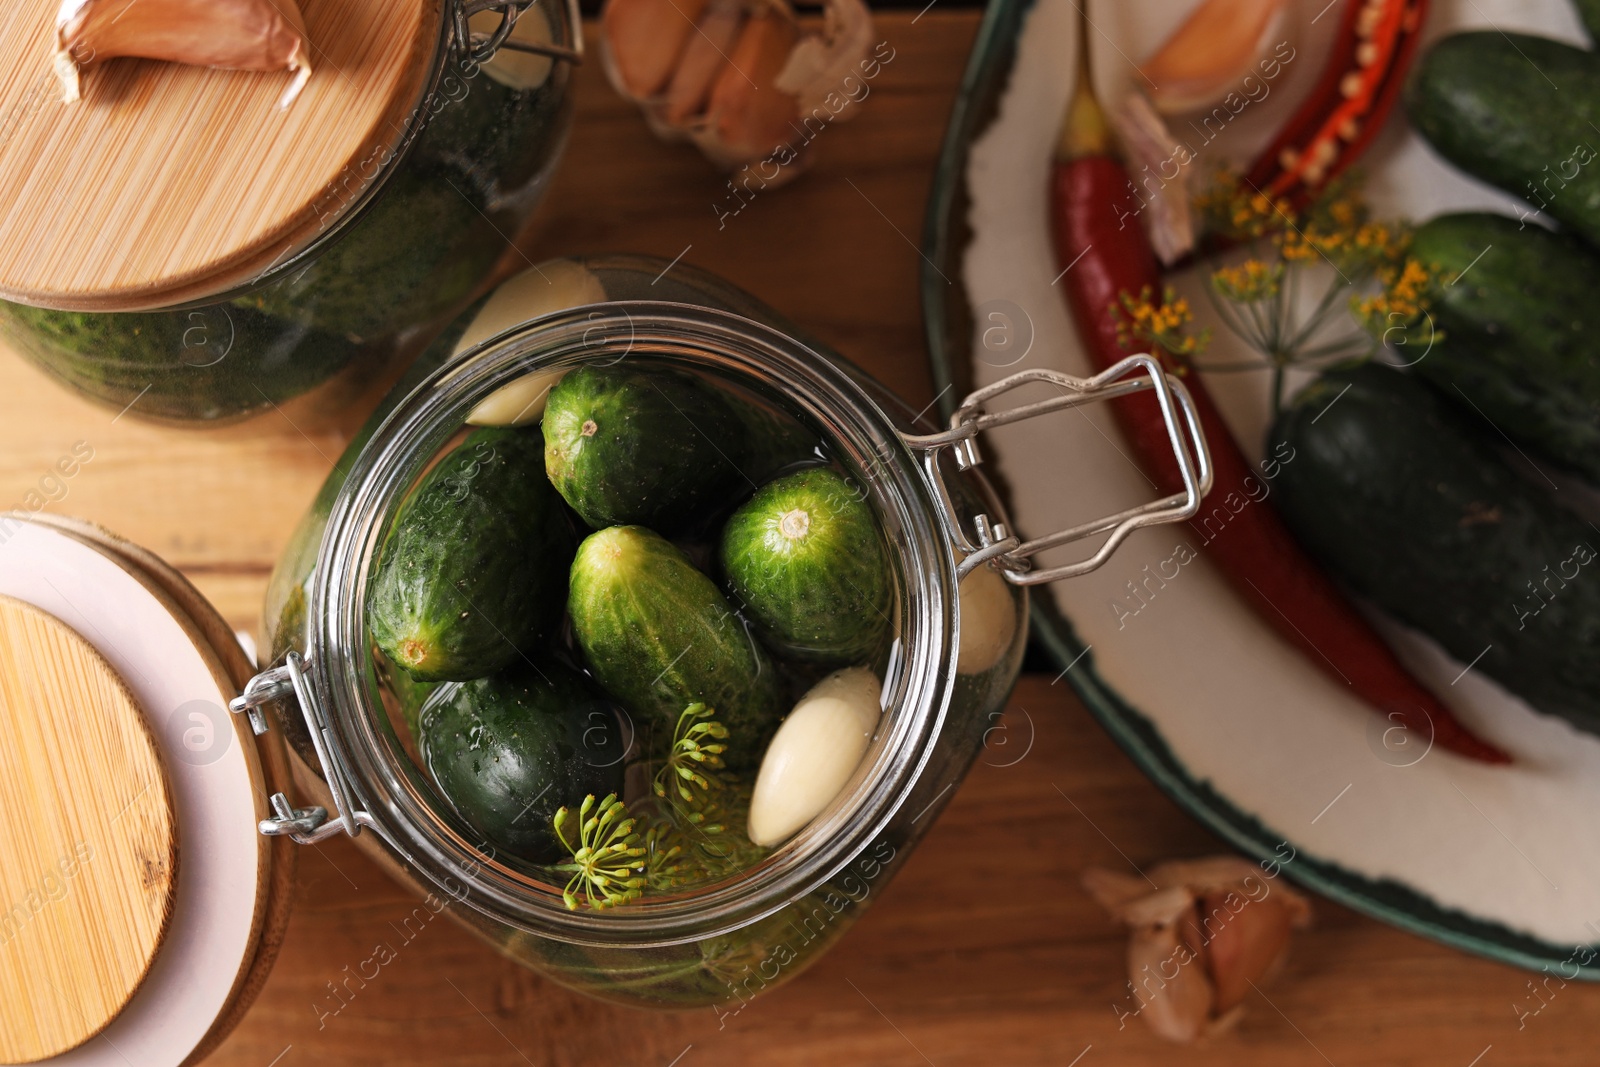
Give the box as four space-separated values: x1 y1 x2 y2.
568 526 783 768
1408 212 1600 481
1406 33 1600 246
719 467 891 662
727 393 822 483
1270 362 1600 734
543 365 748 531
1576 0 1600 44
369 426 574 682
421 658 626 863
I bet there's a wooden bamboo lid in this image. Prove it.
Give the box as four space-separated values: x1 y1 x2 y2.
0 0 443 312
0 596 177 1063
0 516 295 1067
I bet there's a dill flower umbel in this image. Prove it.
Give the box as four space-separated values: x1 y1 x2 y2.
1123 168 1415 414
1116 285 1211 359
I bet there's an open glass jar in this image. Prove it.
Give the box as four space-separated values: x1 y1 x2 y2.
0 0 578 425
243 256 1212 1009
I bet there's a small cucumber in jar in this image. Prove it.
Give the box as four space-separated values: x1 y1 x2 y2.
568 526 783 768
421 658 626 863
719 467 891 662
369 426 575 682
543 364 748 531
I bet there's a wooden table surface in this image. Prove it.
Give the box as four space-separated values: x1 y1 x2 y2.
1 11 1596 1065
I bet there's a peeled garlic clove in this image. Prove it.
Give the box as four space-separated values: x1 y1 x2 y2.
467 370 567 427
694 7 800 168
1137 0 1288 115
472 4 556 92
55 0 313 108
747 666 881 847
956 562 1016 676
459 261 608 426
454 261 607 356
662 0 745 128
602 0 708 98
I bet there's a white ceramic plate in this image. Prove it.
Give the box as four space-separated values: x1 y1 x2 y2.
923 0 1600 973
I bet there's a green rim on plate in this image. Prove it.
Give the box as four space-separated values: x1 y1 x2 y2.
918 0 1596 978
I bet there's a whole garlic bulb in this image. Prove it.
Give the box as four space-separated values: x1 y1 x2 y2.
1083 855 1312 1042
599 0 876 182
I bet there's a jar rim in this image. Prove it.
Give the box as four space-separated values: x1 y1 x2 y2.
308 302 962 947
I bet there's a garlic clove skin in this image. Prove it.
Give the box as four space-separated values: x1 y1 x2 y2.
472 4 556 92
55 0 313 108
602 0 709 99
1137 0 1288 116
1201 889 1298 1012
956 562 1016 676
773 0 873 116
747 666 881 847
1127 916 1218 1043
1111 93 1195 266
459 261 607 426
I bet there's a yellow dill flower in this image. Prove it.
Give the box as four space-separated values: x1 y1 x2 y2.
1355 255 1441 343
1114 285 1211 359
1211 258 1283 302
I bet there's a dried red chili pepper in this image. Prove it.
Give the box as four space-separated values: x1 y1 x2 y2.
1245 0 1429 204
1048 6 1507 764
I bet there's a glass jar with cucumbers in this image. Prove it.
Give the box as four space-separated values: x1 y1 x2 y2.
0 0 577 425
244 254 1211 1008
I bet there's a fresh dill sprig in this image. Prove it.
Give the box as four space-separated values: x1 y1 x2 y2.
551 793 647 910
1120 169 1409 415
653 702 731 824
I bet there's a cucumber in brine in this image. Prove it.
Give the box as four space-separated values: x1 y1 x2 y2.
543 365 748 531
369 426 575 682
421 658 626 863
568 526 783 768
719 467 891 662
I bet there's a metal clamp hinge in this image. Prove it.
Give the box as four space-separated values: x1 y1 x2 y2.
456 0 585 66
902 354 1214 586
230 651 376 845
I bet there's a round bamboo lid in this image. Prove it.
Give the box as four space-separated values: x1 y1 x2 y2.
0 515 296 1067
0 596 176 1063
0 0 441 313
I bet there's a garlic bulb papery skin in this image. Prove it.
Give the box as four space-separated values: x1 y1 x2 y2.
1084 856 1312 1043
1111 93 1196 267
747 666 882 847
461 262 607 427
55 0 314 108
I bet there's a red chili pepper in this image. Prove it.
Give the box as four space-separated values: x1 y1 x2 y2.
1246 0 1429 204
1047 10 1508 764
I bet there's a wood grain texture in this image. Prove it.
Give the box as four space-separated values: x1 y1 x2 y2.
0 12 1594 1063
0 596 175 1063
0 0 439 309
